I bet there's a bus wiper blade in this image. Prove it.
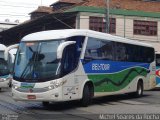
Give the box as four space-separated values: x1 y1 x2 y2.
20 61 33 79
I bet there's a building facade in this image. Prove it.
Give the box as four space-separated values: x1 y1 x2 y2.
0 0 160 52
71 6 160 52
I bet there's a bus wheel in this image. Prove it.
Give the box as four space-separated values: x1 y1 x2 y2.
80 84 92 107
42 101 49 107
9 82 12 88
135 81 143 97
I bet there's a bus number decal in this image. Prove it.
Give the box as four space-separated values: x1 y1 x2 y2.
92 64 110 71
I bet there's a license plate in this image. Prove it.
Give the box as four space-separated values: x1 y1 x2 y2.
27 95 36 99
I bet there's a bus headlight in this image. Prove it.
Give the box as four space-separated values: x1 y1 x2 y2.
48 80 67 90
48 86 52 90
48 85 55 90
14 86 18 89
12 84 18 89
48 83 59 90
6 77 12 81
0 78 5 82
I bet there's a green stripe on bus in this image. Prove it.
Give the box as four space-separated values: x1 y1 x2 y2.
88 67 148 92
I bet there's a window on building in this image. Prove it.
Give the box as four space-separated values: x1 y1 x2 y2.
89 17 116 33
133 20 157 36
110 18 116 33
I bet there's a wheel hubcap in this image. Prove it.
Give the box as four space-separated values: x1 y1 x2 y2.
138 86 142 95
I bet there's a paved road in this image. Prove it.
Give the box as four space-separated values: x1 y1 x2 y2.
0 88 160 120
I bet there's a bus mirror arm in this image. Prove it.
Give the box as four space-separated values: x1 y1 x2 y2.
4 44 19 61
57 41 76 59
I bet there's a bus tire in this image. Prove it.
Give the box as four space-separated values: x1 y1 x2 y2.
80 84 92 107
9 82 12 88
42 101 49 107
135 80 143 97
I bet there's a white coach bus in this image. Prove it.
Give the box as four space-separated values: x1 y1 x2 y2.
0 44 17 90
12 29 156 106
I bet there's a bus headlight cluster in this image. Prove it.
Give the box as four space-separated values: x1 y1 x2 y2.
48 83 60 90
0 78 6 82
12 84 18 89
48 80 67 90
6 77 12 81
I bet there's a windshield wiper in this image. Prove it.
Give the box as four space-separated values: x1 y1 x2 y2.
20 46 38 79
20 61 34 79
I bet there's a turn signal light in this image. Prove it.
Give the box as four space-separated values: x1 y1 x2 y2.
156 70 160 77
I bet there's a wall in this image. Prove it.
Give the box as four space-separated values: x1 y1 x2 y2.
77 12 160 52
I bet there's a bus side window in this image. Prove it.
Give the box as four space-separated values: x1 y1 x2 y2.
61 44 76 76
114 42 127 61
67 36 85 65
84 37 101 63
100 40 114 60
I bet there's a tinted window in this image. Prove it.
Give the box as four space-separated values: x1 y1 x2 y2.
125 44 142 62
61 44 76 76
156 54 160 66
125 44 154 63
61 36 85 76
84 37 114 62
84 37 154 63
142 47 154 63
84 37 101 61
100 40 114 60
114 42 127 61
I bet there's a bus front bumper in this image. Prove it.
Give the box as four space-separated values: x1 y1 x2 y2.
0 79 10 88
12 87 63 102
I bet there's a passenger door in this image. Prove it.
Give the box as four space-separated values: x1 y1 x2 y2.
61 44 79 100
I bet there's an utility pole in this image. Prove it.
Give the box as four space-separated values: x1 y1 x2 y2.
105 0 110 33
41 0 42 5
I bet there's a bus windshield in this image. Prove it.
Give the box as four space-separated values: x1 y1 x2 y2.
13 40 63 82
0 58 10 76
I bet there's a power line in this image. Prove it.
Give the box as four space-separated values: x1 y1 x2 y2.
0 0 39 6
0 12 31 15
51 16 73 29
0 4 37 8
0 13 29 17
45 1 89 29
0 2 36 18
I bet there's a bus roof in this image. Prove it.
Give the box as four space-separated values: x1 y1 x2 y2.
22 29 153 48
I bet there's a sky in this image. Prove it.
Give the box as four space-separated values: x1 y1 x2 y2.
0 0 58 23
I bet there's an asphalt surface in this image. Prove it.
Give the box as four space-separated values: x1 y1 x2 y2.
0 88 160 120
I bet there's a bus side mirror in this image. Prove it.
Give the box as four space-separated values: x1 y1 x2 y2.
4 44 19 61
57 41 76 59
